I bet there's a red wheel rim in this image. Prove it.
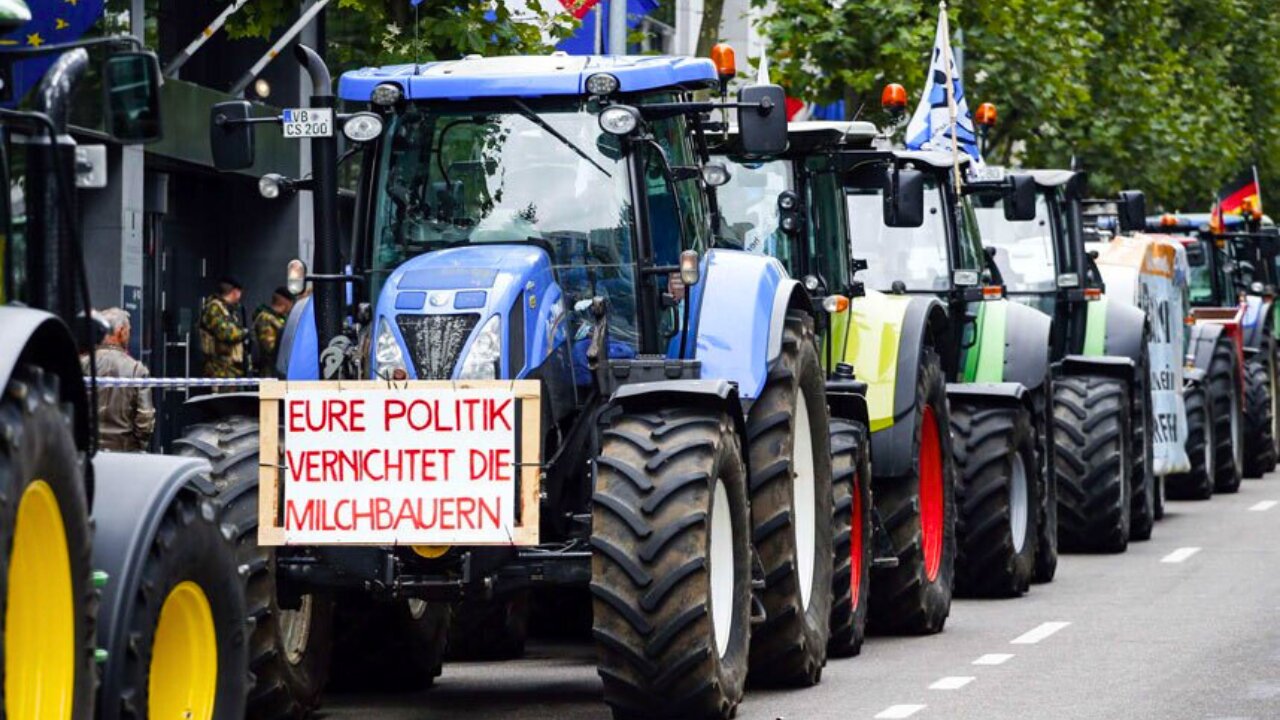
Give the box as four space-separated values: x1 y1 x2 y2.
849 470 864 610
919 405 944 582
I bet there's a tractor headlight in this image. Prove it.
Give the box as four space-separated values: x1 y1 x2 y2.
375 318 407 379
458 315 502 380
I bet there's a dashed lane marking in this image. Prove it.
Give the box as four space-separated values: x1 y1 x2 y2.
972 653 1014 665
929 676 975 690
1011 621 1071 644
874 705 927 719
1249 500 1278 512
1161 547 1202 563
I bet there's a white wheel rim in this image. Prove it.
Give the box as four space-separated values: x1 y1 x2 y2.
709 478 734 659
1009 451 1029 554
792 391 818 612
281 595 314 666
408 598 427 620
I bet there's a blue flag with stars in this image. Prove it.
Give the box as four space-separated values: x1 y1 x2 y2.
0 0 105 107
904 5 981 164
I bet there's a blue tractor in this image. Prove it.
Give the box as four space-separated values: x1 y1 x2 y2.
188 47 858 718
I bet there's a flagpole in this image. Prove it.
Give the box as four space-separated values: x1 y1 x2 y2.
939 2 961 194
1253 164 1263 216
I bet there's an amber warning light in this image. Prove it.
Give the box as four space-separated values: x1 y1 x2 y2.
975 102 997 128
881 83 907 112
711 43 736 80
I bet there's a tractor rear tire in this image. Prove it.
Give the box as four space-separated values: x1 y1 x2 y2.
1167 383 1214 500
867 348 955 635
1242 357 1275 479
1130 368 1156 542
112 484 250 719
591 407 750 720
827 420 871 659
1032 403 1058 584
447 591 529 660
952 401 1040 598
329 597 449 692
172 416 336 719
1054 375 1132 553
745 313 833 686
1207 337 1243 494
0 365 95 719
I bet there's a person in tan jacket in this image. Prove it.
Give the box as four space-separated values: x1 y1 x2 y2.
82 307 155 452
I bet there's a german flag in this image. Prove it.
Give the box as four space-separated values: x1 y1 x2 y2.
1219 168 1262 218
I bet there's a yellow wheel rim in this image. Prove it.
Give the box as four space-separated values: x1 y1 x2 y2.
412 545 450 559
149 581 217 720
5 480 76 720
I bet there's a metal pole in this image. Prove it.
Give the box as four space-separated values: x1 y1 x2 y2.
164 0 252 77
594 4 603 54
607 0 626 55
228 0 330 96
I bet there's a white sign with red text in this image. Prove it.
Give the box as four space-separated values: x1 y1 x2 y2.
281 387 520 545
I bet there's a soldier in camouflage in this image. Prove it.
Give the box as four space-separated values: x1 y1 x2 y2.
253 286 295 377
199 276 248 378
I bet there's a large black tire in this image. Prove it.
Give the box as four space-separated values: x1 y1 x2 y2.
1207 337 1243 493
0 366 95 719
867 348 955 635
172 417 335 719
1167 382 1214 500
447 591 529 660
111 485 250 719
591 407 751 720
745 313 833 686
1054 375 1132 553
1130 363 1156 542
1242 356 1276 478
827 419 871 658
1032 396 1058 584
952 401 1040 597
328 597 449 692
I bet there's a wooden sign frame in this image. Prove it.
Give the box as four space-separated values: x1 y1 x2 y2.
256 379 541 547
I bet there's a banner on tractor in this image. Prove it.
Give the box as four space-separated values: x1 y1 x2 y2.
256 380 541 546
1094 235 1192 475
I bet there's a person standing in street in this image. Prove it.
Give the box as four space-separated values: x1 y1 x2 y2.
200 276 249 378
82 307 155 452
253 286 295 377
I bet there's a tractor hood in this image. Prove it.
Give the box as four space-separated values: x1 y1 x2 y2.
372 243 560 380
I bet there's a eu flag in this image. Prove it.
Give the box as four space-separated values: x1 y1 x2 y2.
0 0 105 106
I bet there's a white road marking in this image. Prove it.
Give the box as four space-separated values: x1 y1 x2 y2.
875 705 927 719
1161 547 1202 563
973 653 1014 665
929 676 975 690
1249 500 1278 512
1011 621 1071 644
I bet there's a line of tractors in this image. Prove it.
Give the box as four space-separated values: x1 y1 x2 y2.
1 15 1275 718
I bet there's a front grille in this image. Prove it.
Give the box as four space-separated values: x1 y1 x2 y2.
396 314 481 380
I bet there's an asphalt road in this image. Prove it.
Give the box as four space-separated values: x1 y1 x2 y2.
323 473 1280 720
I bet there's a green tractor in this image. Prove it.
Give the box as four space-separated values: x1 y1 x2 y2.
0 13 255 720
715 120 1069 611
969 170 1163 547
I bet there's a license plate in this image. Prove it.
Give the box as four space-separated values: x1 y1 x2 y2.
282 108 333 139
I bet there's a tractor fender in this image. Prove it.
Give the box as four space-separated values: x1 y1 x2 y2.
1187 321 1227 372
691 248 804 401
868 295 948 481
1056 354 1137 386
277 295 319 380
998 300 1053 397
0 306 90 451
609 378 749 476
1241 295 1269 350
1101 299 1148 368
184 390 260 421
945 381 1033 413
91 452 215 715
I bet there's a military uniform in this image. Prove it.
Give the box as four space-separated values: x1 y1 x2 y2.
81 342 155 452
199 294 247 378
253 304 288 377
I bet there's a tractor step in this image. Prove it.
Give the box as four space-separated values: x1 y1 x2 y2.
872 557 900 569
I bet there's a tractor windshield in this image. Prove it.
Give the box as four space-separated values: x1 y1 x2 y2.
845 175 951 292
716 158 793 268
972 193 1057 293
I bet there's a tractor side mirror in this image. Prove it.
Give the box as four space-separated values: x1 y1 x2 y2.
1005 174 1037 222
103 51 163 144
1118 190 1146 233
737 84 787 156
210 101 255 171
884 167 925 228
